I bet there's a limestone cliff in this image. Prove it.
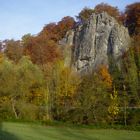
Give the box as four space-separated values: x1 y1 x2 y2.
60 12 130 73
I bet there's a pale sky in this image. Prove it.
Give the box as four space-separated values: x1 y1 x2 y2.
0 0 138 40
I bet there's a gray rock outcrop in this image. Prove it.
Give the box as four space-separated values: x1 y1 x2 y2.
61 12 130 73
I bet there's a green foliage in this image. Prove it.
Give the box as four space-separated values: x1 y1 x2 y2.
0 58 17 96
47 60 80 121
127 108 140 125
108 87 119 122
76 7 94 23
70 73 110 124
4 40 23 63
0 56 47 120
122 48 139 106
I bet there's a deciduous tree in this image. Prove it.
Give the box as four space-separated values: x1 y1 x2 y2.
125 2 140 35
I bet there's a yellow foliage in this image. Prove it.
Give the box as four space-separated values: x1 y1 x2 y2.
108 87 119 118
0 96 10 103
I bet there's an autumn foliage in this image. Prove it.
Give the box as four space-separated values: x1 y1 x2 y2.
24 36 61 65
24 16 75 65
0 2 140 125
98 65 112 88
77 3 121 23
94 3 120 22
57 16 75 39
40 16 75 41
125 2 140 35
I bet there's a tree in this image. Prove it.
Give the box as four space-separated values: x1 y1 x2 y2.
76 7 95 23
0 56 47 120
0 58 19 118
23 16 75 68
122 48 139 106
4 40 23 63
74 73 110 124
47 60 80 120
108 87 119 123
132 36 140 96
57 16 75 39
39 23 59 42
40 17 75 42
98 65 112 88
76 3 121 24
16 56 47 120
125 2 140 35
24 36 61 66
94 3 120 22
21 33 32 48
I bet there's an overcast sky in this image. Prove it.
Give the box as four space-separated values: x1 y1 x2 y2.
0 0 138 40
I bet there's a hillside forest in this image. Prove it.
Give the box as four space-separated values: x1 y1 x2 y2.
0 2 140 126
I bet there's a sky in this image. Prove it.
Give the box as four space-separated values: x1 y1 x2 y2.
0 0 138 40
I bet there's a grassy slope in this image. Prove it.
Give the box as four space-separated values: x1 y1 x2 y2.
0 122 140 140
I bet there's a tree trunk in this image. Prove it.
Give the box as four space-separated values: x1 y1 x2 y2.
124 100 127 126
11 98 18 119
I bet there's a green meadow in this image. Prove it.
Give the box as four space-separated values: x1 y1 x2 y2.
0 122 140 140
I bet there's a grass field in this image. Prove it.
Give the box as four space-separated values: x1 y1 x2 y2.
0 122 140 140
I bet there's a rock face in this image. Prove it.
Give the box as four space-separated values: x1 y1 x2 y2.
61 12 130 73
59 31 74 66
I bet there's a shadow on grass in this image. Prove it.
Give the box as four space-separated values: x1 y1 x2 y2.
0 123 19 140
32 125 98 140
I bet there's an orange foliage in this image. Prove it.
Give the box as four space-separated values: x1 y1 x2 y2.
24 35 61 65
39 23 59 42
40 16 75 42
94 3 120 22
98 65 112 88
24 16 75 65
57 16 75 39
